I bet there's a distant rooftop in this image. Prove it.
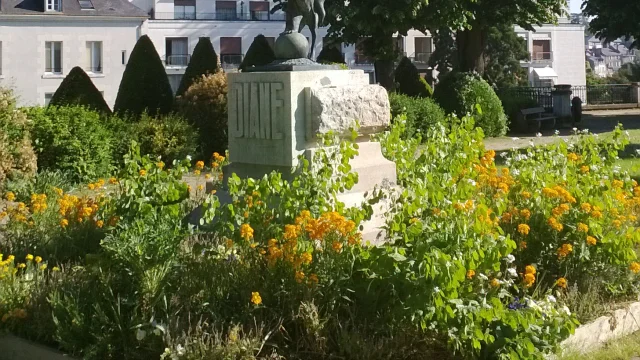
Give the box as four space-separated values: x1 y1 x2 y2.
0 0 148 17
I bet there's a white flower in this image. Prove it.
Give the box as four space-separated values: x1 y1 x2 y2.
467 179 477 186
572 127 577 132
434 286 441 294
511 169 520 176
505 254 516 264
547 295 557 303
136 329 147 341
554 130 560 135
479 273 489 281
500 152 509 158
186 155 192 161
626 131 630 136
536 132 542 137
176 344 185 356
562 306 572 315
512 137 520 141
507 268 518 277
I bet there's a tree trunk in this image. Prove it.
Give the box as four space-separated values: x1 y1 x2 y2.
456 27 487 74
374 59 395 90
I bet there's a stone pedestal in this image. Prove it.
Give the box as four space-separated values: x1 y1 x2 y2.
552 84 573 119
221 69 395 242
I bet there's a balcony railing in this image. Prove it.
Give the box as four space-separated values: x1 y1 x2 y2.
411 51 432 64
165 54 191 67
221 54 244 68
354 53 374 65
531 51 553 62
152 11 286 21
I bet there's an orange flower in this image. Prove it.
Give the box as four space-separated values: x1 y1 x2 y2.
525 265 536 275
295 271 305 283
577 223 589 233
517 224 530 236
139 169 147 177
519 241 527 249
580 165 590 173
630 262 640 274
250 292 262 305
556 277 568 288
490 278 500 288
586 236 597 246
567 153 579 162
557 243 573 258
523 273 536 288
466 269 476 279
195 161 205 170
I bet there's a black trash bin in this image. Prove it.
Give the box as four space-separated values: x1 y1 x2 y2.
571 96 583 125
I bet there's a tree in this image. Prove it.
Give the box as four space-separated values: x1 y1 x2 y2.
395 57 430 97
424 0 565 73
583 0 640 48
114 35 173 117
316 46 345 64
49 66 111 114
239 35 276 72
176 37 219 97
430 24 529 88
323 0 431 90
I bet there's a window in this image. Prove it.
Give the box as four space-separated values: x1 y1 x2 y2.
414 37 432 63
165 37 189 66
44 93 54 106
78 0 94 9
46 0 61 11
216 1 237 20
86 41 102 73
45 41 62 74
174 0 196 19
220 37 242 68
532 39 551 61
122 50 127 65
250 1 269 20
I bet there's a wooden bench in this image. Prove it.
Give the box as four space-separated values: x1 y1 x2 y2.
518 107 556 133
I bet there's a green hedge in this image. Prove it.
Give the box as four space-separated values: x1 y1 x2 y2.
133 113 199 166
389 92 446 139
49 67 111 114
433 72 508 137
395 57 431 98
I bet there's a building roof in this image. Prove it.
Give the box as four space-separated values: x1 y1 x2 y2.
0 0 148 17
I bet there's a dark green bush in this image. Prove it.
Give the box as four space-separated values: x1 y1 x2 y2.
499 93 539 128
114 35 173 118
389 92 446 139
239 35 276 72
49 67 111 114
433 72 508 137
133 113 198 165
176 37 219 97
316 46 345 64
395 57 431 98
27 106 113 181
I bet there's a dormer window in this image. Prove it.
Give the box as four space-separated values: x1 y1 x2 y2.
46 0 61 11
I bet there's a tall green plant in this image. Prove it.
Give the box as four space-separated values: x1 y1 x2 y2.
395 56 431 98
176 37 219 97
239 35 276 71
49 67 111 114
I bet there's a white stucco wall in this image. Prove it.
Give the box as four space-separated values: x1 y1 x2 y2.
0 16 144 108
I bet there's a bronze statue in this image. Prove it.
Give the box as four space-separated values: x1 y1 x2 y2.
272 0 326 59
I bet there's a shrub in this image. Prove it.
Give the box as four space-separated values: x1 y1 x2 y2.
0 88 37 189
239 35 276 72
176 37 219 98
48 67 111 114
433 72 508 137
316 46 345 64
395 56 431 98
27 106 113 182
389 92 445 139
176 72 228 157
133 112 198 165
499 93 539 131
114 35 173 117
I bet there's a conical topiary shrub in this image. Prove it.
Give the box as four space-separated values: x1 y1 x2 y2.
239 35 276 71
176 37 219 97
395 56 430 98
114 35 173 117
49 66 111 114
316 46 345 64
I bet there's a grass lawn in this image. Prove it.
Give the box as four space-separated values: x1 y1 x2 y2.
559 331 640 360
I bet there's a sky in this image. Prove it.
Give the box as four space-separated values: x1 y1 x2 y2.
569 0 582 14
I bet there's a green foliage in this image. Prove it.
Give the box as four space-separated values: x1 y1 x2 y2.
27 106 113 182
433 72 508 137
395 57 431 97
239 35 276 72
175 37 219 98
389 92 445 139
584 0 640 48
49 67 111 114
114 35 173 118
176 72 228 157
0 88 37 189
133 113 198 166
316 46 345 64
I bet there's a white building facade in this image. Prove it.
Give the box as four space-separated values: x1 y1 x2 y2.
515 20 587 87
0 0 147 107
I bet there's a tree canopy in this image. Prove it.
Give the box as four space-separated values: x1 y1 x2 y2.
176 37 219 97
49 66 111 114
583 0 640 48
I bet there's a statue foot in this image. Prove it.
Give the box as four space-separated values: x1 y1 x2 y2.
282 30 295 35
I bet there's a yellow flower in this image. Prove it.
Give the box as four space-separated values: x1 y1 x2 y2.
591 210 603 219
34 256 42 264
283 224 298 240
557 243 573 258
580 165 590 173
139 169 147 177
577 223 589 233
300 252 312 265
490 278 500 288
525 265 536 275
519 241 527 249
243 211 249 218
4 192 16 202
53 187 64 196
0 211 7 219
195 161 205 170
520 209 531 220
630 262 640 274
567 153 579 162
250 291 262 305
87 183 96 190
240 223 254 240
157 161 165 169
580 203 592 213
517 224 530 236
308 273 319 285
586 236 597 246
612 220 622 228
198 185 204 191
39 264 47 271
194 170 201 176
548 217 564 232
17 263 26 269
612 179 624 188
466 269 476 279
521 191 531 199
295 271 305 283
95 220 104 228
332 241 343 252
25 254 33 261
523 273 536 288
52 266 60 272
556 277 568 288
109 177 118 185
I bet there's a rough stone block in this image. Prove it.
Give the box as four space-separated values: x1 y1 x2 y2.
307 85 390 139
